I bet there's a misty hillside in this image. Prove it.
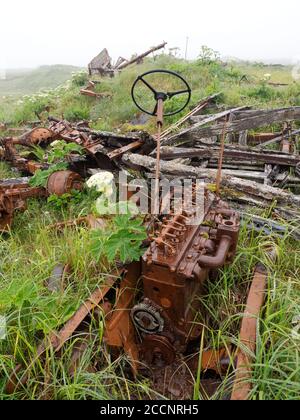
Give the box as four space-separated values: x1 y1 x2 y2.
0 65 82 96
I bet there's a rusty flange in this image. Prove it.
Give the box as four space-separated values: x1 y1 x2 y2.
46 171 83 196
140 335 176 368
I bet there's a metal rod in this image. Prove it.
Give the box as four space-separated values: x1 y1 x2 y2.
154 99 164 215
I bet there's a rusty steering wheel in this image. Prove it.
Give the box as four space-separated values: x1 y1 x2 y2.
131 69 191 117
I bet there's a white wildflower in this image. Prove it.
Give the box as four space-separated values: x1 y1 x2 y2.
86 172 115 198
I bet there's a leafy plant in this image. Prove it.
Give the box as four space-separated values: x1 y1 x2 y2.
47 141 84 164
64 104 90 122
71 70 88 87
90 213 147 264
19 144 45 161
29 163 68 188
28 141 84 188
198 45 220 64
47 189 86 211
247 82 277 101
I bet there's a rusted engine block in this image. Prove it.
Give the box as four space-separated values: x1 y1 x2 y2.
131 192 240 367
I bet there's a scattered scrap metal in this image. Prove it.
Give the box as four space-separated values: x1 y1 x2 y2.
0 177 45 231
0 118 155 231
2 92 300 400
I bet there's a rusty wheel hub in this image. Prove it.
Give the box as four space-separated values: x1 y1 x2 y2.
47 171 83 196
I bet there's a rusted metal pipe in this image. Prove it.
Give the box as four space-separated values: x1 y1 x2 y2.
197 236 232 269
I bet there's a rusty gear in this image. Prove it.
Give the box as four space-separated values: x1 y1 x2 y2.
131 301 164 335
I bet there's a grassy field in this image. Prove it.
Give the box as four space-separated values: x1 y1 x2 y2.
0 54 300 400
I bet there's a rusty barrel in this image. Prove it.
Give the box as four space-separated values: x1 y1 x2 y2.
47 171 83 196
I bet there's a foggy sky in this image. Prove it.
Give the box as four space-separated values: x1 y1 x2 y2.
1 0 299 69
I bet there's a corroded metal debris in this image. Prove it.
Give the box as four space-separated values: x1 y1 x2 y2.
46 170 83 196
2 93 300 401
0 171 83 231
0 178 45 232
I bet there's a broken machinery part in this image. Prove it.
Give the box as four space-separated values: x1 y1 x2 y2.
6 268 125 394
0 171 83 232
0 178 46 232
46 170 83 196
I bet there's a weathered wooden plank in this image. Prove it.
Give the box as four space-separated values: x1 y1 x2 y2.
191 107 300 123
239 130 248 146
117 42 167 70
162 106 247 146
158 145 300 167
122 153 300 207
160 93 221 140
231 266 268 401
166 107 300 146
255 128 300 149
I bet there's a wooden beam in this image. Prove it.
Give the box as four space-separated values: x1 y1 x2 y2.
160 93 221 140
255 128 300 149
117 42 167 70
191 107 300 123
167 107 300 146
163 107 248 146
158 145 300 167
122 153 300 207
231 266 268 400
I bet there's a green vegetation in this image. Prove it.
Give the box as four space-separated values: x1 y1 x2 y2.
90 214 147 264
29 141 84 188
0 52 300 400
0 162 16 179
1 55 299 129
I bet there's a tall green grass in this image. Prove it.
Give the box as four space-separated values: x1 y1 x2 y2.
1 55 300 400
1 208 300 399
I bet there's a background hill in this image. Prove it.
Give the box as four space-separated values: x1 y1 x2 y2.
0 65 82 96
